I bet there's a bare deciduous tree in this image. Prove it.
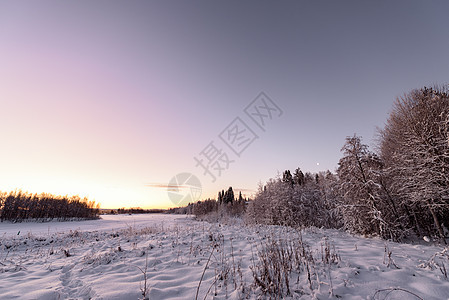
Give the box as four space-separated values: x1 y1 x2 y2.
380 86 449 243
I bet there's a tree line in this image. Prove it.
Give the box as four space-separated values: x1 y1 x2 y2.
246 169 341 230
169 187 248 218
113 207 165 214
177 86 449 243
250 86 449 243
0 190 100 222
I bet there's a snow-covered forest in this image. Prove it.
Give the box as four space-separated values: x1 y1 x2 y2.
0 191 100 222
187 86 449 244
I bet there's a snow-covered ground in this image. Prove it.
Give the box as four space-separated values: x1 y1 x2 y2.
1 214 449 299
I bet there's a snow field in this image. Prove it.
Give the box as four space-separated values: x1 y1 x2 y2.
0 214 449 299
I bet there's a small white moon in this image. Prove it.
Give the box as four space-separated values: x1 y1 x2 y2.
316 162 320 166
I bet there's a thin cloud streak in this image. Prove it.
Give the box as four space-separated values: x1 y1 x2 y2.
145 183 190 190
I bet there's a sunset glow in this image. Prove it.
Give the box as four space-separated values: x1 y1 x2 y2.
1 1 448 208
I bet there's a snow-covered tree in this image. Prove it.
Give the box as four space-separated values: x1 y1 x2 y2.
282 170 294 187
293 168 305 185
246 171 341 229
379 86 449 243
337 135 394 237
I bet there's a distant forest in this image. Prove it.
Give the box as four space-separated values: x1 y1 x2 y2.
173 86 449 244
108 207 165 214
0 190 100 222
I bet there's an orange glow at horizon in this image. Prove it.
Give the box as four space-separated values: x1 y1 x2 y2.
0 176 176 209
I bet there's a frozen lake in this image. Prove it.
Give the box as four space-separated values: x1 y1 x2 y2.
0 213 192 236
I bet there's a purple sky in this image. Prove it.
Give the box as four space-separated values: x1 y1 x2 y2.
1 1 448 208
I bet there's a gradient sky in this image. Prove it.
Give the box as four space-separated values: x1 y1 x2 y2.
1 1 448 209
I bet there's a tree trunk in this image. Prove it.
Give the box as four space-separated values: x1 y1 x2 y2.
408 207 423 236
428 200 447 244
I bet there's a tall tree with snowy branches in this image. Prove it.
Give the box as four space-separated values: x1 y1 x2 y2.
380 86 449 243
337 135 386 236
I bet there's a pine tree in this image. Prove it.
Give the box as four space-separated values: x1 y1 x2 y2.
218 191 223 205
224 187 234 204
282 170 293 187
293 168 305 185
